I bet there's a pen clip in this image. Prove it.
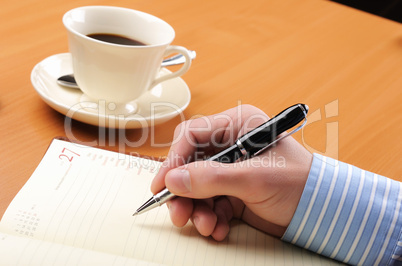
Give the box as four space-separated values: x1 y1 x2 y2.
253 112 308 157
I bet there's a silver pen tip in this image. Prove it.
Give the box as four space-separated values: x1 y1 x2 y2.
132 211 139 216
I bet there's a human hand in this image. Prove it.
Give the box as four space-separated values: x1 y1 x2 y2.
151 105 313 241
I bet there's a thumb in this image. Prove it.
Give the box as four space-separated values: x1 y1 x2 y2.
164 161 251 199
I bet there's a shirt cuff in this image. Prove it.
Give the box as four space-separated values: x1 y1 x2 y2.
281 153 402 265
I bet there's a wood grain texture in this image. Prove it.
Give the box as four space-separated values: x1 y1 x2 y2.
1 0 401 218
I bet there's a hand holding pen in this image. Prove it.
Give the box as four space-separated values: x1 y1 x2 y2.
145 104 313 241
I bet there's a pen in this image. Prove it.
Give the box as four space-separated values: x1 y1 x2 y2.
133 103 309 216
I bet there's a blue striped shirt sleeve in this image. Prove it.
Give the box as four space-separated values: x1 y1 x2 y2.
282 153 402 265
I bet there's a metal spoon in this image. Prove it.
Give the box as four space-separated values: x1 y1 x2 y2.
57 50 196 89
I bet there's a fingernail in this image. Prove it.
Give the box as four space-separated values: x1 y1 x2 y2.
166 201 173 216
168 168 191 193
193 216 200 228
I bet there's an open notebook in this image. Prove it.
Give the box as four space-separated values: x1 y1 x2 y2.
0 139 340 265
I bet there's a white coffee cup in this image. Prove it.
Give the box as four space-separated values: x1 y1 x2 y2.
63 6 192 113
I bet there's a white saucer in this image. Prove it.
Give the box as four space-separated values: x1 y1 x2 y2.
31 53 191 128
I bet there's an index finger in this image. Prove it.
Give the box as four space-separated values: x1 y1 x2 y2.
151 104 269 194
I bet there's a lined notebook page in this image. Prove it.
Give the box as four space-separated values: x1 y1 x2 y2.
0 232 161 265
0 139 340 265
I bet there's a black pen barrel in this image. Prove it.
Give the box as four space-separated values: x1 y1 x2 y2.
208 144 243 163
238 104 308 155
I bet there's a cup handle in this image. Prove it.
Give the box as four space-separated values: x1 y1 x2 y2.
150 45 192 89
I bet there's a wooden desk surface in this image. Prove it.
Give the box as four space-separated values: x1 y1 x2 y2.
1 0 401 219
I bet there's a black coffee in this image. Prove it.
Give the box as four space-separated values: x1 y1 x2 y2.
87 33 146 46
